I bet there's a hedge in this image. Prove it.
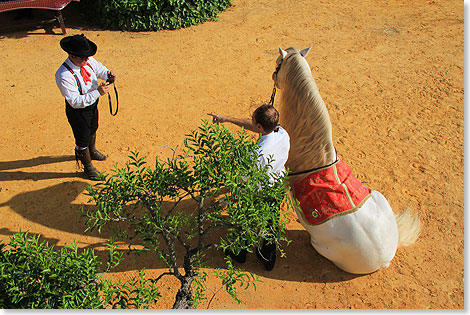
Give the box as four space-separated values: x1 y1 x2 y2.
78 0 231 31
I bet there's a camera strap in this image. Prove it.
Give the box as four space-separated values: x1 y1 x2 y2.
108 84 118 116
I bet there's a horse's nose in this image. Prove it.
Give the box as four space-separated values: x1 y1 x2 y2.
272 71 277 81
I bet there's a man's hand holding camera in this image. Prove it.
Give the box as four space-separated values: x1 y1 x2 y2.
106 70 116 84
98 70 116 96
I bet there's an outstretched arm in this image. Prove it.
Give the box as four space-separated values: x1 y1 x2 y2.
207 113 258 133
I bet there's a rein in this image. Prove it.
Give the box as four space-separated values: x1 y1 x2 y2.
268 84 277 106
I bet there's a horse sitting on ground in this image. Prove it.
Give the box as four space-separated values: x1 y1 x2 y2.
272 46 421 274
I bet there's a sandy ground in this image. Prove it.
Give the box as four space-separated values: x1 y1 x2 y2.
0 0 464 309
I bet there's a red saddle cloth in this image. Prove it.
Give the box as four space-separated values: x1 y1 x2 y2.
293 159 371 225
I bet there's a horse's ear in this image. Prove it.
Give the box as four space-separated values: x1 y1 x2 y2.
279 47 288 59
300 46 312 58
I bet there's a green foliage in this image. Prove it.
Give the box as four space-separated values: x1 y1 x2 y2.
0 232 160 309
213 257 261 305
82 121 292 308
79 0 231 31
101 269 160 309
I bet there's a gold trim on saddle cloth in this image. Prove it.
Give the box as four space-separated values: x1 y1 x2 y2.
292 159 371 225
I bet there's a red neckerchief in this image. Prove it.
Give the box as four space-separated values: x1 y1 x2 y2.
80 66 91 85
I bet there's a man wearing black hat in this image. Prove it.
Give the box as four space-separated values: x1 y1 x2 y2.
55 34 116 180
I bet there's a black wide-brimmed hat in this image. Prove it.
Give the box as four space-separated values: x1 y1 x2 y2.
60 34 97 57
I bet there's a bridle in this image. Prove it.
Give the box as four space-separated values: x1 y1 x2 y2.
268 52 296 106
268 61 282 106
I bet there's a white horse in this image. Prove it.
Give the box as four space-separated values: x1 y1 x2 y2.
272 46 421 274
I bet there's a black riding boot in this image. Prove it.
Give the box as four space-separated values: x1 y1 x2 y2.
224 248 248 264
89 133 107 161
75 148 100 180
256 240 276 271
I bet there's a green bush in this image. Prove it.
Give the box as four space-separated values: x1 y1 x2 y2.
0 232 160 309
79 0 231 31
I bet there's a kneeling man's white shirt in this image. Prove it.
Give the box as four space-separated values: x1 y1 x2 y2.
257 126 290 184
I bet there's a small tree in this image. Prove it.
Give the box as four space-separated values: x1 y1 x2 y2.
82 121 292 308
0 232 160 309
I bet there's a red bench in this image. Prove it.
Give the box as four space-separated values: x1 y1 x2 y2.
0 0 80 34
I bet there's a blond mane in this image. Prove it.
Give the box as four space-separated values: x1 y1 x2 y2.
277 48 336 181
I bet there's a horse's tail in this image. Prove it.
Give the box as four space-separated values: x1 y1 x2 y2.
395 207 421 248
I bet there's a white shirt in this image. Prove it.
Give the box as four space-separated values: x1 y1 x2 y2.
257 126 290 184
55 56 109 109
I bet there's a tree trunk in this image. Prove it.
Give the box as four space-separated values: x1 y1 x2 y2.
172 276 194 309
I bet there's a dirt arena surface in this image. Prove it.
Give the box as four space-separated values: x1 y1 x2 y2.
0 0 464 309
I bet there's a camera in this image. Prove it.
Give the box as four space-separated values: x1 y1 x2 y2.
106 73 115 84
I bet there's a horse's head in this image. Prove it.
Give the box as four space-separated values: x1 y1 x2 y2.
272 46 312 89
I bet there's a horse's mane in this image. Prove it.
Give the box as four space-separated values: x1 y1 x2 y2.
278 47 336 181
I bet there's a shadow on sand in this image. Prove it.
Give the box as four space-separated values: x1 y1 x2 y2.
0 156 359 284
0 155 80 181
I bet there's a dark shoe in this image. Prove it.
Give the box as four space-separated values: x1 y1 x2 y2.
75 148 101 181
89 133 107 161
84 164 100 180
256 246 276 271
90 149 107 161
224 249 247 263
